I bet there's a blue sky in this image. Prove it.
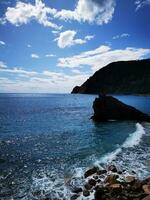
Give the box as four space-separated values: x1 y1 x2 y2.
0 0 150 93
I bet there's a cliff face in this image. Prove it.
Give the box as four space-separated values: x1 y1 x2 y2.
71 59 150 95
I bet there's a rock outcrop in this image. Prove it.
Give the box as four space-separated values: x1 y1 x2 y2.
71 59 150 95
70 164 150 200
91 95 150 122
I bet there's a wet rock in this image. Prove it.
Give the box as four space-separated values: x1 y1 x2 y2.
84 182 93 190
88 179 96 186
93 175 99 180
132 170 136 174
105 174 119 185
94 186 105 200
142 178 150 185
125 193 146 200
83 189 90 197
97 169 107 175
142 194 150 200
124 176 135 184
71 194 80 200
142 185 150 194
110 184 122 193
97 179 101 183
84 166 98 178
125 184 132 191
132 180 142 192
72 187 82 193
107 165 118 173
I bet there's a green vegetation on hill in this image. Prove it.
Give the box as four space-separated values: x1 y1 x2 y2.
71 59 150 95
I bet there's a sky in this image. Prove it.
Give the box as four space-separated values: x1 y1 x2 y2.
0 0 150 93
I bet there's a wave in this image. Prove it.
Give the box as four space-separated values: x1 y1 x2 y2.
97 123 145 164
122 123 145 148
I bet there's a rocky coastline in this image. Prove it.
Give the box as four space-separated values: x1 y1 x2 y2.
68 95 150 200
70 165 150 200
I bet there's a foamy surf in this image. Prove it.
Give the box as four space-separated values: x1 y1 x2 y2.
96 123 145 164
122 123 145 148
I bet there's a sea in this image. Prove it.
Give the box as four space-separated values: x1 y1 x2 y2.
0 93 150 200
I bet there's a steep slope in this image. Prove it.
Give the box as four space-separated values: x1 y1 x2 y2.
71 59 150 95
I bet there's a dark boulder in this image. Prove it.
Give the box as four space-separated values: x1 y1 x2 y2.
83 189 90 197
107 165 118 173
91 95 150 122
72 187 82 193
88 178 97 186
84 166 98 178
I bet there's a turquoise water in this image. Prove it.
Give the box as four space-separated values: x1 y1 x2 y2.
0 94 150 199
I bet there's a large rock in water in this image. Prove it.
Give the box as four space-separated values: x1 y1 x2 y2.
91 95 150 122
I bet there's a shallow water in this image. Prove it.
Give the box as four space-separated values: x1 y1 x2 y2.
0 93 150 199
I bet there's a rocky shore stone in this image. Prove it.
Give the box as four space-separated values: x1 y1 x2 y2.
93 175 99 180
97 169 107 175
110 184 122 194
125 175 135 184
84 182 93 190
105 174 119 185
69 164 150 200
72 187 82 193
142 178 150 185
84 166 98 178
71 194 80 200
88 178 96 186
142 194 150 200
83 189 90 197
107 165 118 173
143 185 150 194
94 186 106 200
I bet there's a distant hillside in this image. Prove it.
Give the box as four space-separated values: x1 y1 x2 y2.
71 59 150 95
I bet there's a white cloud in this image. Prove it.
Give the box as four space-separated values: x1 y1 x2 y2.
0 61 7 68
135 0 150 10
55 0 116 25
57 45 150 71
0 40 6 45
85 35 95 40
113 33 130 39
0 66 38 76
72 69 83 74
0 60 90 92
2 0 116 29
27 44 32 48
45 54 56 57
0 68 89 93
31 53 40 59
0 61 37 77
4 0 61 30
0 74 89 93
52 30 59 35
55 30 94 48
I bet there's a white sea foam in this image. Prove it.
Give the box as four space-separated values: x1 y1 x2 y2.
122 123 145 148
73 167 84 178
99 148 122 164
97 123 145 164
29 123 147 200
